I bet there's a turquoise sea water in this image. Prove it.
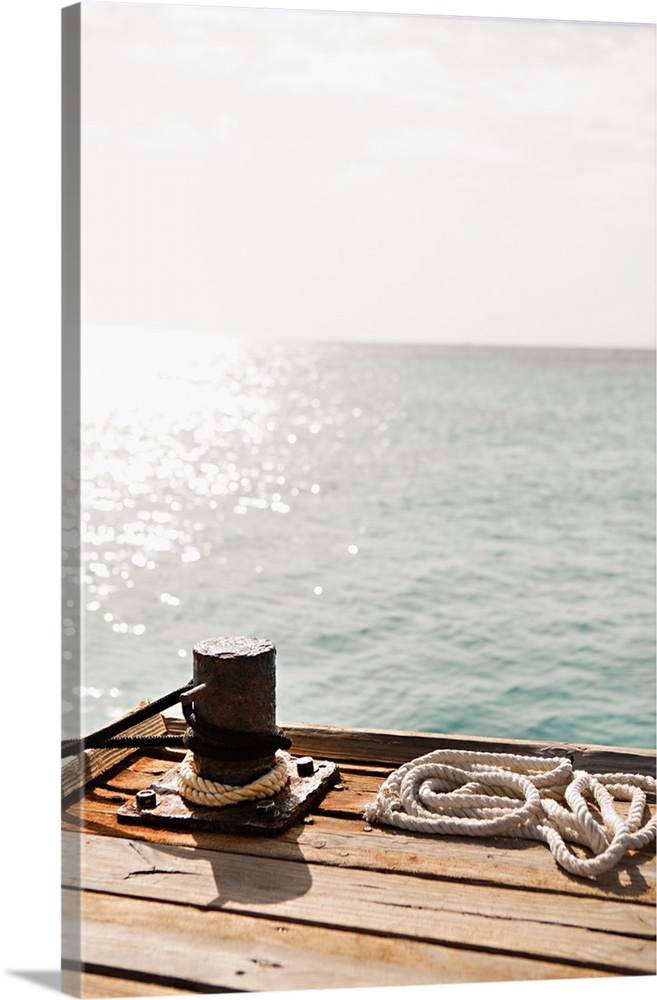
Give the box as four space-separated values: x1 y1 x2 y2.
65 334 655 748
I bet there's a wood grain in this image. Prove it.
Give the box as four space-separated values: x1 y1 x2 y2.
278 722 657 775
63 889 613 993
63 831 656 973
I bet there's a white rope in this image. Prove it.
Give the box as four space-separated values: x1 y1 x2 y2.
178 750 290 808
363 749 656 878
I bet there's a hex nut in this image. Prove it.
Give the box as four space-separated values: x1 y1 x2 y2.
135 789 157 810
256 799 276 813
296 756 315 777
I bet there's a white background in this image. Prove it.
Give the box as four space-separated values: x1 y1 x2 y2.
1 2 655 999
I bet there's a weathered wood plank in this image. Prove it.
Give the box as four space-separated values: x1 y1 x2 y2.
279 722 657 776
63 889 612 991
63 831 656 972
62 707 171 801
103 753 185 793
62 967 194 998
164 715 656 774
62 782 656 902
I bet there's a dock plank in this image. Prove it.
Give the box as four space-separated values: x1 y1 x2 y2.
63 831 656 973
277 722 657 776
63 889 612 993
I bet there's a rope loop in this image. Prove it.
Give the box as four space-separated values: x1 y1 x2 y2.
363 749 655 878
178 750 291 808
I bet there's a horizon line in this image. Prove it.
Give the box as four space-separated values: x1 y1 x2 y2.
82 323 656 352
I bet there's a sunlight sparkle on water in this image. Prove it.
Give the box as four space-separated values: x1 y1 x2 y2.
65 337 656 747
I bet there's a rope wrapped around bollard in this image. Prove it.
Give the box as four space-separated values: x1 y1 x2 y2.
177 750 292 807
363 749 656 878
176 699 293 807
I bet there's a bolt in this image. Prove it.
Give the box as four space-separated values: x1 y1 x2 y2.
296 756 315 777
256 799 276 813
135 789 157 810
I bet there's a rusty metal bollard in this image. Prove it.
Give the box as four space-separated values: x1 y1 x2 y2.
189 636 280 786
116 635 339 832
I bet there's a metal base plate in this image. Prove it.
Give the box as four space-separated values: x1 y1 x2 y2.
117 757 339 835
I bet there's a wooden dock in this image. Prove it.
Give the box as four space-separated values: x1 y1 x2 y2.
62 709 656 997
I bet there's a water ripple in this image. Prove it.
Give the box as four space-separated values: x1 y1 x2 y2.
70 337 655 747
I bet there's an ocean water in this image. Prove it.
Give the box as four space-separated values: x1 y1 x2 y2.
65 332 655 749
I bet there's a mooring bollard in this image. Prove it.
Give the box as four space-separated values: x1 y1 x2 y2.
115 635 339 832
190 636 279 786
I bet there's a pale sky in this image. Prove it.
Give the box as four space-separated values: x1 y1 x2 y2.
81 1 655 347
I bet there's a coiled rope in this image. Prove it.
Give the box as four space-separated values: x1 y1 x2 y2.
178 750 290 807
363 749 656 878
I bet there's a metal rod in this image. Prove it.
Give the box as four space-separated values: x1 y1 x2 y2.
61 679 193 757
